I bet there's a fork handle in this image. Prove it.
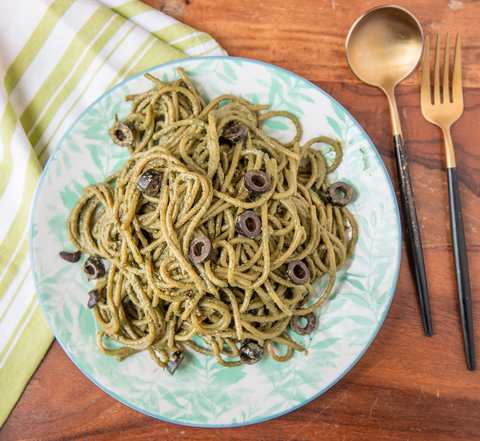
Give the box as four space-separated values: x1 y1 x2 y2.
393 134 433 336
447 166 476 370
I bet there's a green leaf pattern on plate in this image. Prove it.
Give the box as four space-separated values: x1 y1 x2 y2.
31 58 400 427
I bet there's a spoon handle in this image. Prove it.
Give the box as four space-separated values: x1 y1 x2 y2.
393 134 433 336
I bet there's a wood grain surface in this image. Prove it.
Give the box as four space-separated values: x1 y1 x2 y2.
2 1 480 440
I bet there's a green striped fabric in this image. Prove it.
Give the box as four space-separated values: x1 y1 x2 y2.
0 0 225 426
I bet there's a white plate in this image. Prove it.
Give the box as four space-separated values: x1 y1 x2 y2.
31 57 401 427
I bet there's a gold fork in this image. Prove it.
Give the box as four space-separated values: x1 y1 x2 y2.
421 34 475 370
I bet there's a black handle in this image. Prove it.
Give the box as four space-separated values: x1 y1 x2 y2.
447 167 475 370
393 134 433 336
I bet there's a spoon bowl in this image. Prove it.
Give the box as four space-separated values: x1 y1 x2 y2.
346 5 424 93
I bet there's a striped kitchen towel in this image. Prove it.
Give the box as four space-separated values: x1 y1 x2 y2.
0 0 225 426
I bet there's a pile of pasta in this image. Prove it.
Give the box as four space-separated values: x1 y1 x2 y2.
66 68 357 373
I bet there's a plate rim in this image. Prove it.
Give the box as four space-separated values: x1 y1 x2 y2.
29 55 402 428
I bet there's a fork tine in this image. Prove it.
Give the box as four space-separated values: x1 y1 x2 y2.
434 34 441 104
443 34 450 103
452 33 463 105
421 35 431 107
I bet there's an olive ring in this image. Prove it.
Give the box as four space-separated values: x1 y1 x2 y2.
290 313 317 335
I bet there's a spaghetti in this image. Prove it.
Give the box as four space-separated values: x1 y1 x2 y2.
67 68 358 372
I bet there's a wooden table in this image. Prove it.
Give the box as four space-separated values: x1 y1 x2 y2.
3 1 480 440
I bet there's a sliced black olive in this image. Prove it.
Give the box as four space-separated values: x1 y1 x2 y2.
87 289 99 309
235 210 261 238
290 313 317 335
220 121 248 145
109 119 134 147
244 170 272 196
189 237 212 264
59 250 81 263
83 256 106 280
327 182 353 206
287 260 310 285
137 169 162 197
166 351 184 375
239 339 264 365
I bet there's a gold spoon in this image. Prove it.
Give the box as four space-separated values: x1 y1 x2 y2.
346 5 433 336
